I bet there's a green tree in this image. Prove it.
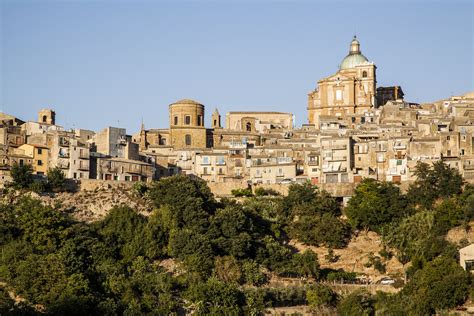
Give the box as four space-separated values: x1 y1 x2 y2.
185 277 243 315
10 163 34 189
148 175 215 233
407 161 463 209
382 210 435 263
241 259 267 286
47 166 66 192
306 284 338 308
337 289 375 316
214 256 242 284
345 178 411 232
291 250 320 278
401 256 469 314
14 197 72 252
290 212 351 248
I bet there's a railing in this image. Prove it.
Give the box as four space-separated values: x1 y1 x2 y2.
322 145 347 150
59 138 70 147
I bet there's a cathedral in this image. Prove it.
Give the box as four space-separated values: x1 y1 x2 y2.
307 36 377 127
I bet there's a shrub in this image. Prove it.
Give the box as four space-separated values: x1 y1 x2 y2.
10 163 34 189
132 181 149 197
231 188 254 197
47 167 66 192
254 187 280 197
337 289 375 316
306 284 338 308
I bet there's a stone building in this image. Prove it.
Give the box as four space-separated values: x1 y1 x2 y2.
169 99 208 149
308 36 376 128
225 111 293 133
16 144 49 175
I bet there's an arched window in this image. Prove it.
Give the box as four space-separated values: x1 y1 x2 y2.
362 71 367 78
42 115 47 123
174 116 178 125
246 122 252 132
213 119 217 126
185 134 191 146
185 115 191 125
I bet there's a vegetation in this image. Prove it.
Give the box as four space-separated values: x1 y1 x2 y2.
46 167 66 192
9 163 34 189
1 164 472 314
231 187 254 197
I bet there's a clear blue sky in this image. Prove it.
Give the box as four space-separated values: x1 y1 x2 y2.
1 0 473 133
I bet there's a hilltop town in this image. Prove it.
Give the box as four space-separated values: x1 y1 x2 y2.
2 37 473 198
1 35 474 315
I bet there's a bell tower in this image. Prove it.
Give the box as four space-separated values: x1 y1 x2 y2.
38 109 56 125
212 108 221 128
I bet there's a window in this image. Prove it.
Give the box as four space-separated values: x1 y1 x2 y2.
185 134 192 146
38 160 43 166
202 156 210 165
198 115 202 126
185 115 191 125
216 156 225 165
246 122 252 131
174 116 178 125
42 115 47 123
326 174 338 183
336 90 343 101
447 136 450 140
19 159 24 166
341 173 349 183
362 71 367 78
37 148 42 154
213 119 217 126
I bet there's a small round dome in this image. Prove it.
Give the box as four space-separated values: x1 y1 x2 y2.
171 99 202 106
340 53 368 70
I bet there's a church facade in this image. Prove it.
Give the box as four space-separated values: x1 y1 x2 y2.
307 36 377 128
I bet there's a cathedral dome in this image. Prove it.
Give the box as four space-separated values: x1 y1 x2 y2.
340 53 368 70
339 36 369 70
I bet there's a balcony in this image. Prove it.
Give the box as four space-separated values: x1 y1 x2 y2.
329 156 347 161
322 145 347 150
59 163 70 169
79 153 89 159
59 138 70 147
78 165 89 171
307 160 319 166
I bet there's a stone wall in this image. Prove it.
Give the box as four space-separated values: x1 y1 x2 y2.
78 179 135 191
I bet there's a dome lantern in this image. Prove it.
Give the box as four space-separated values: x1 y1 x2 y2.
339 35 368 70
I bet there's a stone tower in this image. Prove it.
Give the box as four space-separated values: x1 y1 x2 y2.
212 108 221 128
38 109 56 125
139 121 147 151
169 99 207 149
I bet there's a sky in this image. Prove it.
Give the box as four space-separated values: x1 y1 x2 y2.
1 0 473 134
